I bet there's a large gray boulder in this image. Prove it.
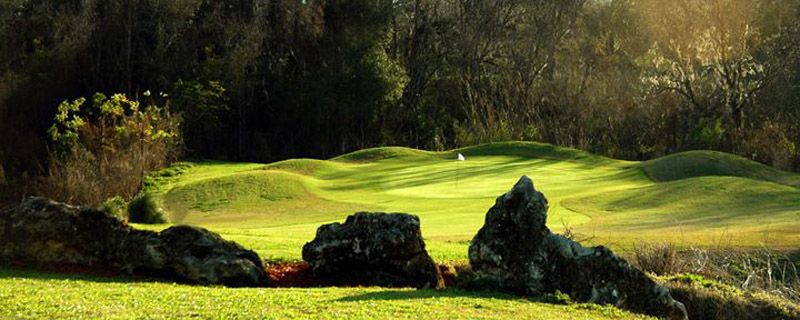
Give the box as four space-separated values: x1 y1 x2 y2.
469 176 688 320
0 197 128 267
302 212 443 289
156 226 267 286
0 197 269 287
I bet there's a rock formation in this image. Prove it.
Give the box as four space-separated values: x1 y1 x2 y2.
0 197 269 287
469 176 688 320
303 212 443 289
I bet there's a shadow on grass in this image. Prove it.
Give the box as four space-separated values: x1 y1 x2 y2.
335 288 523 302
0 265 180 285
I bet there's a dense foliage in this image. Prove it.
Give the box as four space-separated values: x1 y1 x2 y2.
36 93 180 205
1 0 799 204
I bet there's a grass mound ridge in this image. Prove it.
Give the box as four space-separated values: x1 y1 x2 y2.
263 159 340 176
332 146 438 162
641 150 800 187
333 142 612 163
562 176 800 243
163 171 310 222
453 141 606 161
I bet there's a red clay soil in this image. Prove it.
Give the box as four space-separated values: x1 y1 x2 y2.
10 260 459 289
439 265 457 287
266 262 332 288
267 262 458 288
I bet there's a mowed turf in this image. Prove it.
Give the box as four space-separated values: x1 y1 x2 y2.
146 142 800 262
0 268 652 320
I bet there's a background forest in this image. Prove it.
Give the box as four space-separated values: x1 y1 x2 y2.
1 0 800 205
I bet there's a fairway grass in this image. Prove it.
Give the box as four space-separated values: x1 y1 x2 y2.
0 268 652 319
145 142 800 262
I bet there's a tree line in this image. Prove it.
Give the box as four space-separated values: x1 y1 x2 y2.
1 0 799 204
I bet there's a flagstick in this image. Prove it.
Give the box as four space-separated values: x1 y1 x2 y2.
456 160 459 189
455 153 465 189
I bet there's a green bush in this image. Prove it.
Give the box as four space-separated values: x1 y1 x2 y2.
99 196 128 220
127 193 167 224
661 275 800 320
542 290 571 305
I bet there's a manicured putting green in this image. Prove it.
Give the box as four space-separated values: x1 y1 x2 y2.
142 142 800 262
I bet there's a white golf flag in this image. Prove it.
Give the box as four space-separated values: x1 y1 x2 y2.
457 153 466 161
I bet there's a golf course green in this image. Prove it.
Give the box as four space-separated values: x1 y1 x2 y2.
3 141 799 319
142 141 800 262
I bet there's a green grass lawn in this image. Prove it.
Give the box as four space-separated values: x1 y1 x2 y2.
144 141 800 262
0 268 652 319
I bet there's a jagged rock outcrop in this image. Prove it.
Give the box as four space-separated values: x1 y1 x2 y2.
0 197 269 287
302 212 443 289
469 176 688 320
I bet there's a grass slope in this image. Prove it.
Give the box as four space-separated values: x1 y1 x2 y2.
641 150 800 187
139 141 800 262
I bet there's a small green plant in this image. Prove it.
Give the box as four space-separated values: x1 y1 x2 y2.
542 290 571 305
671 273 716 287
127 193 167 224
99 196 128 220
663 273 743 295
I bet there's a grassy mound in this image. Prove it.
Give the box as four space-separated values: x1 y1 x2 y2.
640 150 800 187
263 159 340 176
332 146 439 162
453 141 608 162
562 176 800 245
165 171 308 212
162 171 375 228
333 142 608 163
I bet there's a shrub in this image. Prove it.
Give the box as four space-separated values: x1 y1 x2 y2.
743 120 798 171
99 196 128 220
633 243 800 308
437 263 458 287
542 290 571 305
633 241 678 276
36 93 182 206
127 193 167 224
659 274 800 320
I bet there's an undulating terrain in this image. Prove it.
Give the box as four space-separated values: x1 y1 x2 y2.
3 141 800 319
144 142 800 262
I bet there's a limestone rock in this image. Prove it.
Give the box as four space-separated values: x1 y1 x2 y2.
0 197 127 267
0 197 269 287
302 212 443 289
156 225 268 287
469 176 688 320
